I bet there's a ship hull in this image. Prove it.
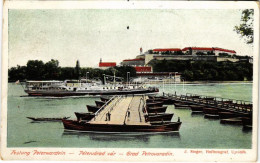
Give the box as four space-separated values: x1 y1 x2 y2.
62 119 182 133
25 89 158 97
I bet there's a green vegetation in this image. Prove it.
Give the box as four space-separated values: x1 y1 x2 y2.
234 9 254 44
149 60 253 81
8 59 136 82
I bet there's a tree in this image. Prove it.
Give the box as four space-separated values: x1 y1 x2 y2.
26 60 45 80
74 60 81 79
234 9 254 44
44 59 60 80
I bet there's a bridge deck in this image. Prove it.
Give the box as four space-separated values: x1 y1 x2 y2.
90 96 150 125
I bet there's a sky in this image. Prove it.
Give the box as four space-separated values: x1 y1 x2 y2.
8 9 254 68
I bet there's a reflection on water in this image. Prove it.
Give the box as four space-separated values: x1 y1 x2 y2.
62 130 181 143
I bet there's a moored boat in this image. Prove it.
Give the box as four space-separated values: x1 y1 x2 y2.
220 117 243 125
174 103 190 108
146 98 175 105
74 112 95 121
146 102 164 107
95 101 106 107
62 119 182 133
100 96 111 102
218 112 239 119
27 116 70 122
241 117 252 128
203 108 218 115
146 106 168 113
190 105 204 112
146 113 174 121
86 105 100 113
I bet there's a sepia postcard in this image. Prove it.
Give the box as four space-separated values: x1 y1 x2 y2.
1 1 259 162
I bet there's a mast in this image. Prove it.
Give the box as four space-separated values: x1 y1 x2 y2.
113 71 116 86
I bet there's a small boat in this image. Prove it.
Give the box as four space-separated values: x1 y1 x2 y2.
220 117 243 125
149 121 172 125
27 116 70 122
146 102 164 107
62 119 182 133
191 95 201 99
190 105 204 112
204 97 215 101
146 113 174 121
86 105 100 113
204 114 219 119
100 96 111 102
174 103 190 108
203 108 218 115
74 112 95 121
241 117 252 128
146 98 175 105
146 106 168 113
218 112 239 119
95 101 106 107
222 100 233 104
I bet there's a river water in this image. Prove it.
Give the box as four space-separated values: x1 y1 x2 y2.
7 82 252 148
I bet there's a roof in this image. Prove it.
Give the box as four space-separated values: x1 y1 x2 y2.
213 47 236 54
182 47 213 51
153 48 181 52
182 47 236 53
135 66 152 72
99 62 116 67
123 58 145 62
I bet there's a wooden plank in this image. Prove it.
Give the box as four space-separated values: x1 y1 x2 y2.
90 95 150 126
125 96 149 125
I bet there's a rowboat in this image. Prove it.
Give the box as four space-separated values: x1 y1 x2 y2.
86 105 100 113
190 105 204 112
203 108 218 115
146 113 173 121
100 96 111 102
146 102 164 107
62 119 182 133
74 112 95 121
218 112 239 119
27 116 70 122
174 103 190 108
95 101 106 107
146 98 175 105
146 106 168 113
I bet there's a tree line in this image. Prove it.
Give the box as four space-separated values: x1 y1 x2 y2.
9 59 253 82
149 60 253 81
8 59 136 82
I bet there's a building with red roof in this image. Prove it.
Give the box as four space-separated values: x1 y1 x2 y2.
121 58 145 67
98 58 116 69
182 47 236 56
153 48 182 52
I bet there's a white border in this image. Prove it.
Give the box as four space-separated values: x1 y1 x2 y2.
1 1 259 162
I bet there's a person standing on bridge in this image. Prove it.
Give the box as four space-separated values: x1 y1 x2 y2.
107 112 111 121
